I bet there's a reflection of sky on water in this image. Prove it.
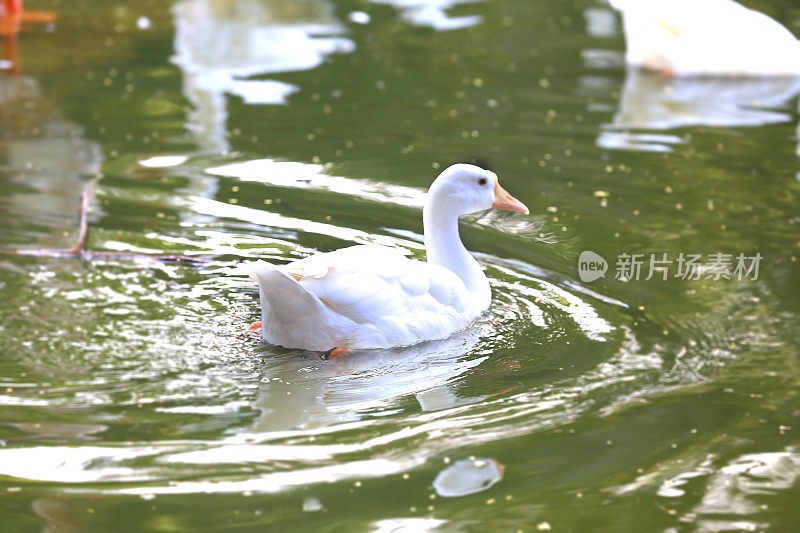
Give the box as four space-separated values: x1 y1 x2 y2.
370 0 483 31
172 0 354 151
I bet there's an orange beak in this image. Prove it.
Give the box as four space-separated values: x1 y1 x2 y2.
492 178 529 214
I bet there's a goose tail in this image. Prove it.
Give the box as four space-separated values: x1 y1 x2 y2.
244 260 345 351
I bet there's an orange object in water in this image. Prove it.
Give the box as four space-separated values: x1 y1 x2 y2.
1 0 58 35
1 0 58 75
1 0 24 16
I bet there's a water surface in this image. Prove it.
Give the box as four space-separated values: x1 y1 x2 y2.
1 0 799 530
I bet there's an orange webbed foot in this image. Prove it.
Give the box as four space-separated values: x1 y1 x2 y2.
327 347 349 358
247 320 262 332
659 67 676 78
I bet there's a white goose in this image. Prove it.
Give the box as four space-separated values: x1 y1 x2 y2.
610 0 800 75
247 164 528 356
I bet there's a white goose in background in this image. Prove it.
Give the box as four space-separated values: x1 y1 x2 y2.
247 164 528 356
609 0 800 75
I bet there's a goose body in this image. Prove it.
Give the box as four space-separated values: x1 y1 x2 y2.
248 164 528 352
610 0 800 76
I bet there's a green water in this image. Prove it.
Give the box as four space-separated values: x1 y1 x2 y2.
1 0 799 530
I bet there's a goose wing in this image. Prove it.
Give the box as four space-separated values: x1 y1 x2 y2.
284 245 469 326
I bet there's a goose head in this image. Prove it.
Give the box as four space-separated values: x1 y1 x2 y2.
426 163 529 217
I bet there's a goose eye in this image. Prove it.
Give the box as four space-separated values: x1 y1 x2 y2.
478 177 487 186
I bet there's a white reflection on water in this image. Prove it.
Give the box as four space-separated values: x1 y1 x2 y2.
611 450 800 530
581 5 623 70
191 196 424 249
206 158 426 208
583 6 618 39
690 451 799 529
373 518 447 531
138 155 189 168
0 446 153 483
370 0 483 31
598 69 800 152
121 458 417 495
172 0 354 151
249 328 488 432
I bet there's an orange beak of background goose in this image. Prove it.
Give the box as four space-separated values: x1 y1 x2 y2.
492 178 529 214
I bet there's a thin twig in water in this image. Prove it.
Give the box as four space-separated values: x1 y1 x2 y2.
67 187 91 254
0 186 211 265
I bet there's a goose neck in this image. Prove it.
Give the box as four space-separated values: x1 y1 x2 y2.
423 203 489 300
